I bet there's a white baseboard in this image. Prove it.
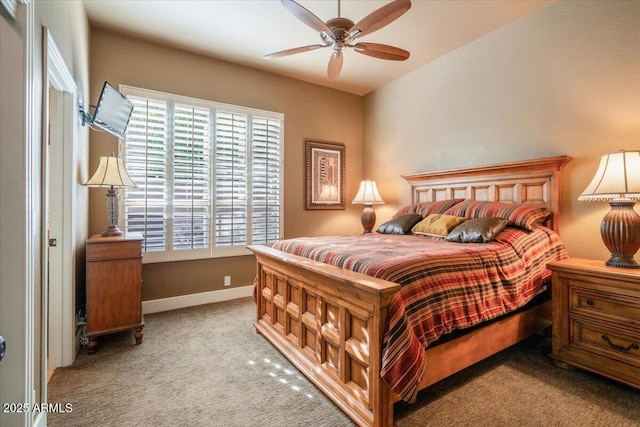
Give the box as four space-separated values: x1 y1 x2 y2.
142 285 253 315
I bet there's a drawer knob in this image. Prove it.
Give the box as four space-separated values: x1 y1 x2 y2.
586 299 594 306
602 335 640 352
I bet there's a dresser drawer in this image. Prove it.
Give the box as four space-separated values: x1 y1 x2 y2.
570 317 640 368
569 285 640 325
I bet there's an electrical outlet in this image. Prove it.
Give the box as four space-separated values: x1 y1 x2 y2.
224 276 231 287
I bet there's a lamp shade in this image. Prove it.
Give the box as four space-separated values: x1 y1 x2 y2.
85 153 137 188
352 180 384 205
579 150 640 201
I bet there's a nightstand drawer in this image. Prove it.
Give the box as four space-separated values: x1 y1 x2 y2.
87 239 142 262
570 317 640 367
569 286 640 324
550 258 640 389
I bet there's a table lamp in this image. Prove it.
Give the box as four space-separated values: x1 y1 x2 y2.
85 153 137 237
579 150 640 268
352 180 384 233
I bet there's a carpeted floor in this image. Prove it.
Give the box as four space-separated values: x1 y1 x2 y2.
48 297 640 427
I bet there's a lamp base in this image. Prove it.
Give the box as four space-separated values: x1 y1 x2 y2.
605 257 640 269
601 199 640 269
361 205 376 234
102 187 124 238
101 225 124 238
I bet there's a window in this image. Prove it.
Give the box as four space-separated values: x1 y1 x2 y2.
120 86 283 263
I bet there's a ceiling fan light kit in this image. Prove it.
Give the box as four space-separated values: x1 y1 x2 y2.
265 0 411 80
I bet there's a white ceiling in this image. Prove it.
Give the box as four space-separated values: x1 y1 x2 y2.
82 0 553 96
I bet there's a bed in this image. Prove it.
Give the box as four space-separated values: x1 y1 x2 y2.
248 155 571 427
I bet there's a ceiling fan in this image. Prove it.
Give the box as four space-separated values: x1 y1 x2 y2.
265 0 411 80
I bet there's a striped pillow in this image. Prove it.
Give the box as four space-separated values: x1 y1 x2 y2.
394 199 464 218
444 200 550 231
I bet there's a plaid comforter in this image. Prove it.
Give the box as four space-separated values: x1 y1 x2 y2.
272 226 568 402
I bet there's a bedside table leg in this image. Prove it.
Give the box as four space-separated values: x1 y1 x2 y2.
87 337 98 355
135 326 144 345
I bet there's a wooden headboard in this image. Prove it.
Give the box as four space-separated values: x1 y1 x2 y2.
401 156 572 234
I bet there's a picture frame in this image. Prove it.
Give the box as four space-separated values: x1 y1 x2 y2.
305 140 346 210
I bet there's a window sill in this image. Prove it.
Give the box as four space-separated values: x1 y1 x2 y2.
142 245 256 264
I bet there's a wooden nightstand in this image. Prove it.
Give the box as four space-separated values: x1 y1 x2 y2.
86 233 144 354
548 258 640 388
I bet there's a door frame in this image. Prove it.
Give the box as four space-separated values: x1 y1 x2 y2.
43 27 77 370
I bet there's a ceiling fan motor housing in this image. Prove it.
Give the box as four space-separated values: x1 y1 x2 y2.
324 17 356 49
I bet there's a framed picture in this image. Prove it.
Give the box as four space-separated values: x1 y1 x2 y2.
305 140 346 210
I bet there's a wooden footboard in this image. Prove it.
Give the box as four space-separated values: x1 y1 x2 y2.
249 244 400 427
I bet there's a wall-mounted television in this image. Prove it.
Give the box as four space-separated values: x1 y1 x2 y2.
82 81 134 139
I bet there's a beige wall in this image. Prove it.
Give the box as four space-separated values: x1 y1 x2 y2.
89 29 364 301
364 0 640 262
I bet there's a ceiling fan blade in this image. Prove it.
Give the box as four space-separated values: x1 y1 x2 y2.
353 43 410 61
281 0 333 38
264 44 327 59
327 50 343 80
348 0 411 39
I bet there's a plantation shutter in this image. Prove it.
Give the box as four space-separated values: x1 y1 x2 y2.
251 117 281 244
121 85 283 262
215 111 248 246
124 96 168 253
172 104 211 250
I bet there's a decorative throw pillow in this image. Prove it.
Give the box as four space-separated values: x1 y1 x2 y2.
412 214 466 237
445 217 509 243
444 200 551 231
377 213 423 235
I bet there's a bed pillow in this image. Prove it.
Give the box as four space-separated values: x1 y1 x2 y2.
412 214 466 237
377 213 422 235
393 203 419 216
393 199 464 218
445 217 509 243
444 200 551 231
414 199 465 217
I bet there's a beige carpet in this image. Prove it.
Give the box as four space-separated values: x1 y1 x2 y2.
48 297 640 427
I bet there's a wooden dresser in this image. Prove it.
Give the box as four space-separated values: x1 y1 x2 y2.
549 258 640 388
86 233 144 354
